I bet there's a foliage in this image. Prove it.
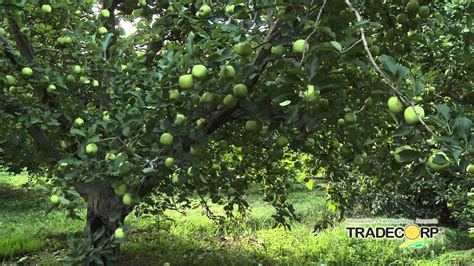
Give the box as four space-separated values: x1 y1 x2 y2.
0 0 472 262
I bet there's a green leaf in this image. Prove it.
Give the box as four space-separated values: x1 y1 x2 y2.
70 128 86 137
185 32 193 55
101 33 113 58
453 117 472 142
433 154 449 165
317 42 342 53
434 104 451 121
378 55 398 75
414 80 424 95
434 136 460 146
393 125 413 137
329 41 342 52
317 27 336 39
279 100 291 106
304 54 319 80
109 212 121 223
143 167 154 174
208 48 233 62
397 149 421 162
92 226 105 242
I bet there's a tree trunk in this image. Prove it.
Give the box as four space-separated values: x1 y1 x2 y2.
74 182 131 264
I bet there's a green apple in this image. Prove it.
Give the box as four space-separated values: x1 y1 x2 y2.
66 74 76 82
165 157 174 168
245 120 258 132
63 36 73 45
160 133 174 146
344 113 357 123
427 151 450 171
418 6 430 19
369 45 380 56
467 164 474 174
406 0 419 15
171 174 180 184
200 92 215 103
223 94 237 108
105 153 116 160
397 13 408 24
98 26 108 35
50 195 59 204
192 65 207 79
60 140 68 149
276 136 289 146
404 105 425 124
86 143 98 154
73 65 82 74
21 67 33 77
198 5 211 17
114 184 127 196
178 74 193 89
337 118 345 126
318 98 329 109
41 4 52 14
190 145 204 156
5 75 16 85
74 117 84 126
227 188 236 196
92 80 100 87
233 84 248 97
79 76 88 84
47 84 56 94
114 228 125 239
271 45 285 55
102 111 111 121
101 9 110 18
387 96 403 113
220 65 236 79
169 90 181 101
175 113 186 124
234 42 252 56
293 39 308 54
353 154 364 166
394 145 414 163
122 193 133 205
0 27 5 35
225 5 235 15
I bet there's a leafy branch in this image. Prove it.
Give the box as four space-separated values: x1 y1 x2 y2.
344 0 435 136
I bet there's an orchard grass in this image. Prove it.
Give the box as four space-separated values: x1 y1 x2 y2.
1 172 472 265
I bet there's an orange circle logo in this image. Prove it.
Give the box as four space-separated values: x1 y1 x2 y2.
405 224 420 240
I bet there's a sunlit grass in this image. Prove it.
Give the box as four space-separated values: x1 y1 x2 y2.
1 172 472 265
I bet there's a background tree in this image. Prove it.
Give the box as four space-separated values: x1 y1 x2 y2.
0 0 472 264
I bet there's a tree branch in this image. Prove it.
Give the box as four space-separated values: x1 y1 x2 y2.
6 10 34 60
344 0 435 136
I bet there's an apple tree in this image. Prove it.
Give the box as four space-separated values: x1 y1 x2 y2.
0 0 472 263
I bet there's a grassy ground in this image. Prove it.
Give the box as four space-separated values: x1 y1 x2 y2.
1 172 473 265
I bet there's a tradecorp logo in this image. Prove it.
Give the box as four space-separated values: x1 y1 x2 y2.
346 219 441 248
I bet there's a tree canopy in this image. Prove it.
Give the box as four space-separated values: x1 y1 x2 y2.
0 0 472 263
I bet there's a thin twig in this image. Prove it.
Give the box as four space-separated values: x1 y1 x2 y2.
344 0 435 135
342 38 362 53
300 0 327 65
